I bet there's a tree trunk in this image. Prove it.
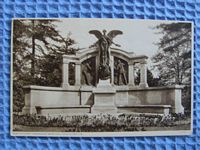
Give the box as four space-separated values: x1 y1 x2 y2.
31 20 35 77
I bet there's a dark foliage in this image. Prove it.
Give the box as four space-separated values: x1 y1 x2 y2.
13 20 77 111
152 23 192 85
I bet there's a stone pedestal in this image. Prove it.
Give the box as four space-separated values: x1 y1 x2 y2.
91 79 117 113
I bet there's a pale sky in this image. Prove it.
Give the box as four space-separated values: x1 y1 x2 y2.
54 18 172 58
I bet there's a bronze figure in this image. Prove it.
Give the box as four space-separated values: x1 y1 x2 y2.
117 60 127 85
89 29 123 80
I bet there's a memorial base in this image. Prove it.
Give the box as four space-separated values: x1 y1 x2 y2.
91 79 117 113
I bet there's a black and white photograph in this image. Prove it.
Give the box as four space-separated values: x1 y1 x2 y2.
11 18 193 136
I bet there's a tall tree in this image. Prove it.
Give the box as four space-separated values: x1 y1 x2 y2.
24 20 63 79
152 23 192 85
12 19 77 111
13 20 30 111
13 20 30 81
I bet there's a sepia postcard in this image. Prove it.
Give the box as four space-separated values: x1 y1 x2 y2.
11 18 193 137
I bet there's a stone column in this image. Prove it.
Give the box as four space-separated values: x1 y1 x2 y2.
110 56 114 84
174 85 184 114
139 61 148 88
128 63 135 86
62 60 69 88
75 62 81 86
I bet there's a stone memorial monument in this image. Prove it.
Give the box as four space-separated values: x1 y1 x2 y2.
22 29 184 116
89 29 123 113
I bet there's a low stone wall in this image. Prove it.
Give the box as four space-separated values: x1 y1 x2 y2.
117 105 171 115
23 86 81 114
80 86 93 105
36 106 91 115
22 85 184 115
128 85 184 114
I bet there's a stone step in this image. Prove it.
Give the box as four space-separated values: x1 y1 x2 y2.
117 105 171 115
91 105 117 114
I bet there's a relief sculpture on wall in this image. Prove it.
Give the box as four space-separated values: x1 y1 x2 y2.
116 60 128 85
81 57 96 86
114 57 128 85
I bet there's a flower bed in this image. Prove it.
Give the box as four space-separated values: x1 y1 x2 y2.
13 113 189 132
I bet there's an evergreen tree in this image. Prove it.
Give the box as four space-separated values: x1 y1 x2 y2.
13 20 32 112
12 20 77 112
24 20 63 79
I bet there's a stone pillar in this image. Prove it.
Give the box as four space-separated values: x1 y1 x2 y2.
75 62 81 86
139 61 148 88
110 56 114 84
174 85 184 114
62 60 69 88
128 63 135 86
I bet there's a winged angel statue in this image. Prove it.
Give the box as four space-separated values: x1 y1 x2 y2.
89 30 123 80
